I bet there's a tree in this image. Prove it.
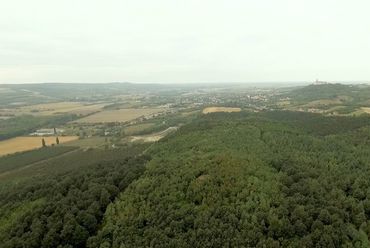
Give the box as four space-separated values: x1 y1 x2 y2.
42 138 46 147
56 137 60 145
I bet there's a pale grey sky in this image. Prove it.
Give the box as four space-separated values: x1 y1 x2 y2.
0 0 369 84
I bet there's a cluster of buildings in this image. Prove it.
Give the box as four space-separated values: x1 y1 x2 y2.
30 128 64 136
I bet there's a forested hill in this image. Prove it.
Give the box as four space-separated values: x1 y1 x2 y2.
0 145 151 247
89 111 370 247
287 83 370 103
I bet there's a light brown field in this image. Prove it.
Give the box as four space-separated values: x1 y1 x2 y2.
202 107 241 114
0 102 107 117
0 136 79 156
361 107 370 114
74 108 164 123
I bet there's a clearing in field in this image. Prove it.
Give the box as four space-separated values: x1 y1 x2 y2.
124 123 156 135
181 110 200 117
129 127 178 143
74 108 164 123
202 107 241 114
0 136 79 156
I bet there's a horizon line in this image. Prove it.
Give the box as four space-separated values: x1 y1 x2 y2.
1 80 370 86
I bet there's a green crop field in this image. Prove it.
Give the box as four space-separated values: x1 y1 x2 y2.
0 146 77 175
73 108 164 123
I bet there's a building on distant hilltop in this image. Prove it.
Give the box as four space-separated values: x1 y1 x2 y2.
313 79 329 85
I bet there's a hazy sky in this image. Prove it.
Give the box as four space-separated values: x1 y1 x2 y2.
0 0 369 84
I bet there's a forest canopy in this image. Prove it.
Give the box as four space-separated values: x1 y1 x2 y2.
2 111 370 247
90 112 370 247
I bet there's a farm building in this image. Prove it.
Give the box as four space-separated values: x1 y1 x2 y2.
30 128 64 136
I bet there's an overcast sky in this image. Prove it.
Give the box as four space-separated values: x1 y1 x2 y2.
0 0 369 84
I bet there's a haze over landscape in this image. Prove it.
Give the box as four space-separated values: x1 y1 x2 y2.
3 1 370 248
1 0 370 84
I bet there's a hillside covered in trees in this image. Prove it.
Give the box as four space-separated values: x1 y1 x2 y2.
0 145 150 247
89 111 370 247
2 111 370 247
287 83 370 103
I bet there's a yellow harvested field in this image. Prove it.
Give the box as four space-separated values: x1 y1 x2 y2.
0 136 79 156
74 108 164 123
202 107 241 114
0 102 106 116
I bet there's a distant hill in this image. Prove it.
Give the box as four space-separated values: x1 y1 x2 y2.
0 83 178 106
0 83 163 104
0 82 228 106
287 83 370 106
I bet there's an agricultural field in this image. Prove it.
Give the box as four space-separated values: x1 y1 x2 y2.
0 146 77 176
0 114 77 141
124 123 156 135
180 109 201 117
202 107 241 114
73 108 164 123
60 136 106 149
0 102 107 117
0 147 144 183
0 136 79 156
302 98 345 107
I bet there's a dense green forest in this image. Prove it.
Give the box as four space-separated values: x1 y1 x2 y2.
0 114 77 140
2 111 370 247
0 145 150 247
88 111 370 247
